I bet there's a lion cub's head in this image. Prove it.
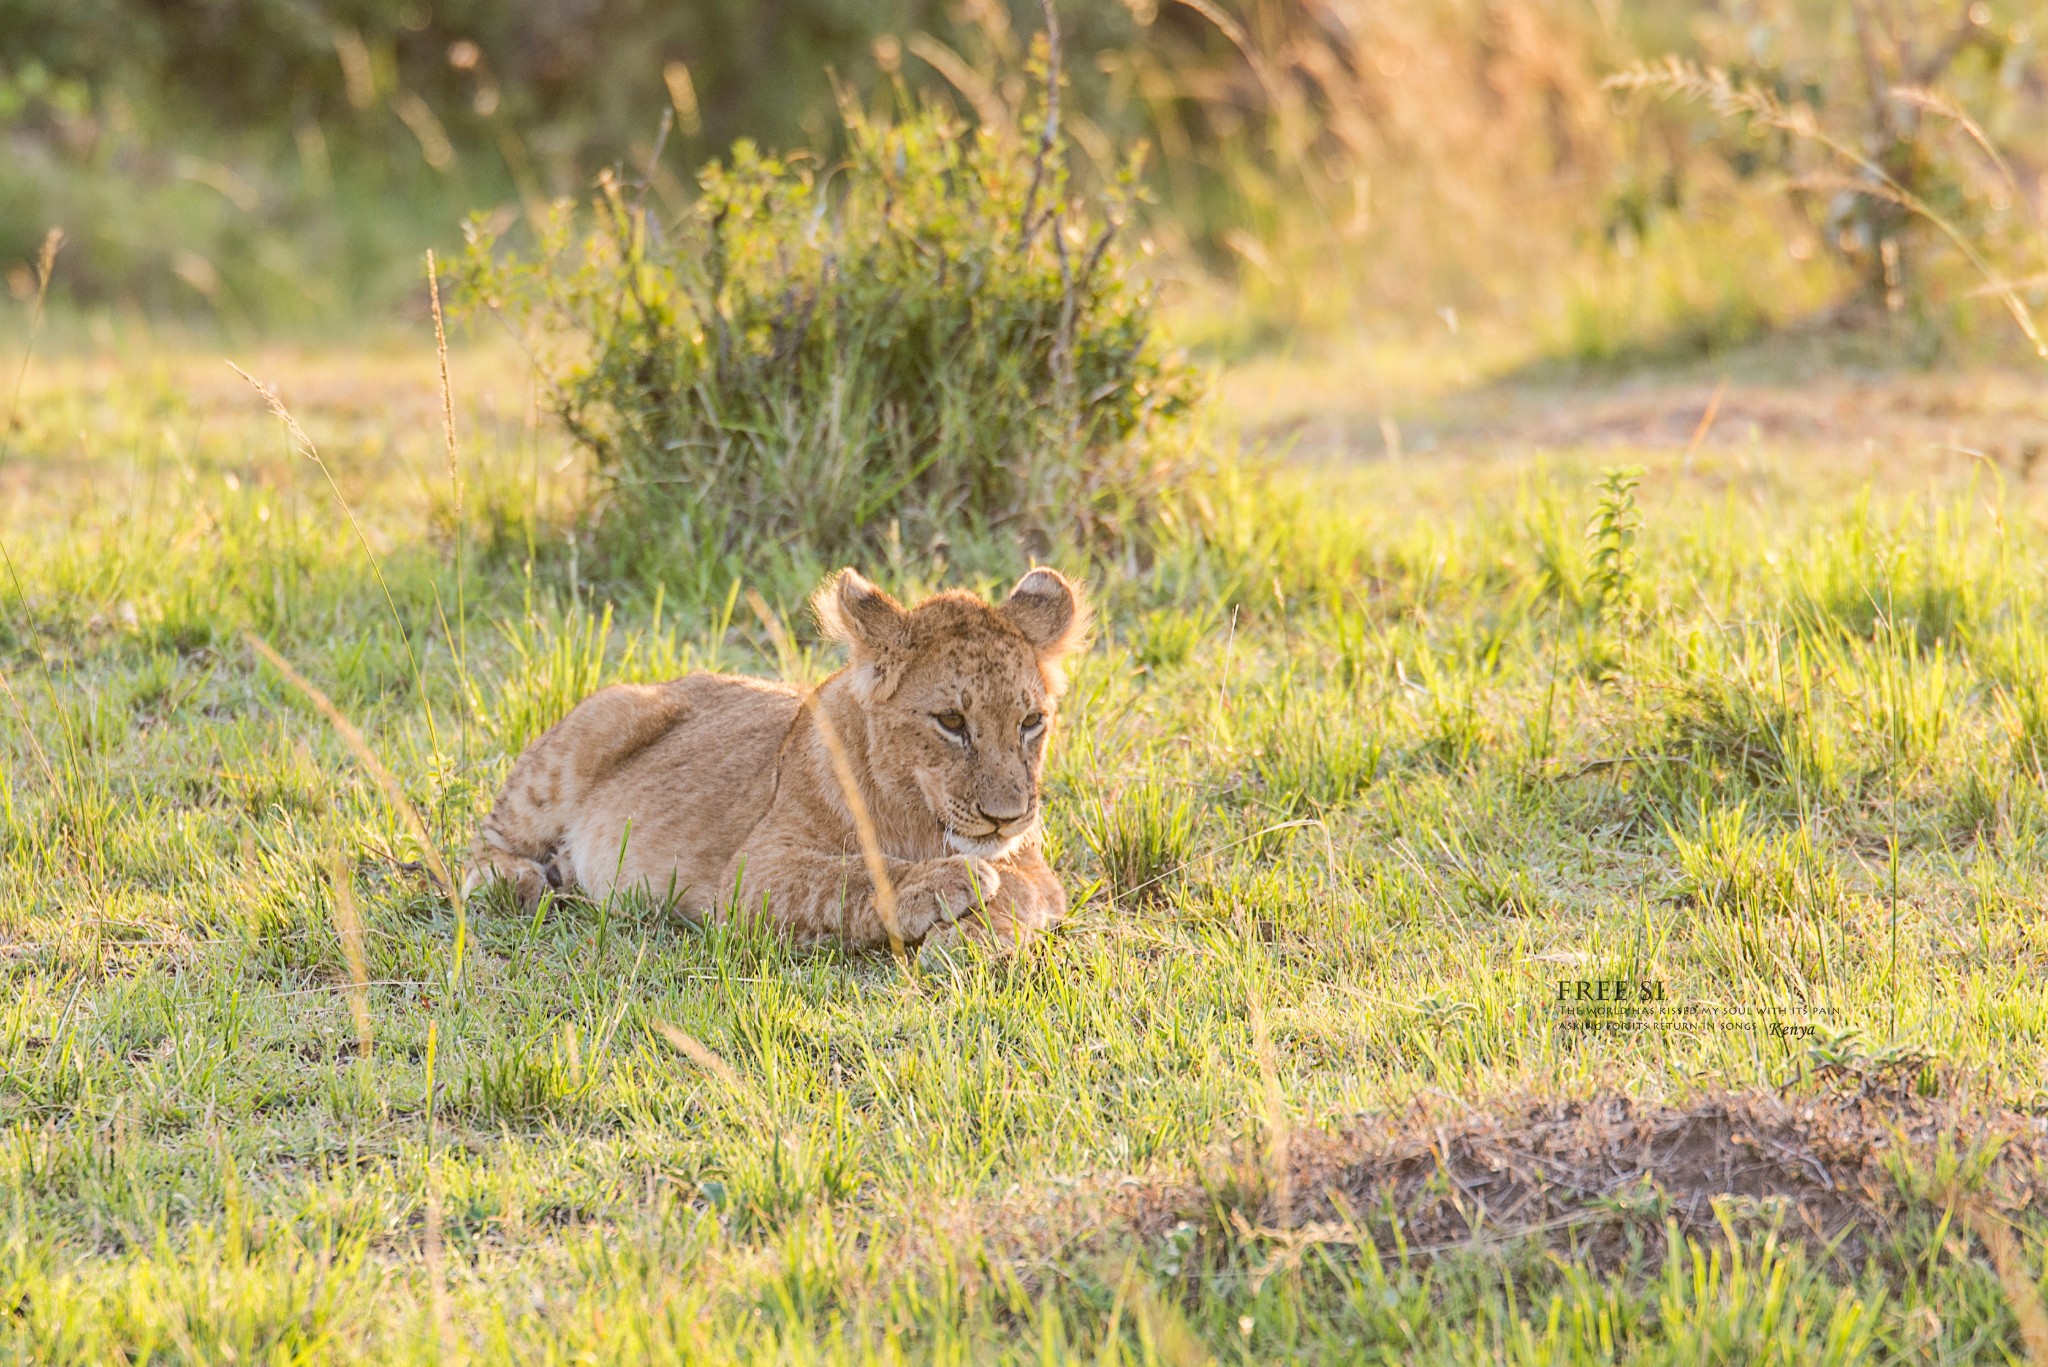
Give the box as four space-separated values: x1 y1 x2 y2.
813 566 1092 860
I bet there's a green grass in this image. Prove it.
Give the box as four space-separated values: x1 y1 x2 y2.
4 340 2048 1361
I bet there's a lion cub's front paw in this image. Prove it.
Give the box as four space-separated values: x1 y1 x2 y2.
916 909 1039 966
893 857 1002 943
940 856 1002 920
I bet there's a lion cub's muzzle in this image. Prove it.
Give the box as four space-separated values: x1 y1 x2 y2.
942 800 1038 860
974 800 1035 837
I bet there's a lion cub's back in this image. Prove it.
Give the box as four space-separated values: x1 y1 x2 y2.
559 671 803 905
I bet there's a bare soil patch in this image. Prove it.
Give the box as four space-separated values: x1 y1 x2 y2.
1224 351 2048 478
1129 1087 2048 1273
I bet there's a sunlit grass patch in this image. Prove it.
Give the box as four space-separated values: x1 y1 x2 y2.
1077 774 1198 907
5 343 2048 1359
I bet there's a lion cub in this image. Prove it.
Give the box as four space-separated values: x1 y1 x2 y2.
464 567 1090 949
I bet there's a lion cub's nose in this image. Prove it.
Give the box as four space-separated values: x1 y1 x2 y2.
977 801 1030 827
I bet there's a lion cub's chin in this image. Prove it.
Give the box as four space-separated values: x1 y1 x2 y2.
944 828 1029 862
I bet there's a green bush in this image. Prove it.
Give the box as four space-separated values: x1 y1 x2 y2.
457 75 1195 570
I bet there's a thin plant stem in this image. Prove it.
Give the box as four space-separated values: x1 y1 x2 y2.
229 363 446 760
426 250 476 768
245 630 459 910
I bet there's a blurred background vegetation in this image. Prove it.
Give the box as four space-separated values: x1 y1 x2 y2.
5 0 2046 362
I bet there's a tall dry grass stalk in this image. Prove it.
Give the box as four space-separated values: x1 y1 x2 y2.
229 363 446 756
3 228 62 445
1 230 80 784
420 1016 454 1355
0 671 54 789
327 847 374 1060
245 631 459 910
424 249 478 747
745 590 908 960
1611 58 2048 358
1965 1204 2048 1366
1249 991 1291 1231
0 227 122 901
1126 0 1619 327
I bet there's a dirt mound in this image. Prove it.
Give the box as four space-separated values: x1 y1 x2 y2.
1135 1088 2048 1271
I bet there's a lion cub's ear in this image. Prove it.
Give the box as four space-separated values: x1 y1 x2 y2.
1000 567 1093 663
813 568 908 652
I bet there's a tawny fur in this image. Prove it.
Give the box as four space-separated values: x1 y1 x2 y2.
464 567 1092 950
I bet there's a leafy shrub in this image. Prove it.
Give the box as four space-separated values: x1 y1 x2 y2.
459 71 1194 570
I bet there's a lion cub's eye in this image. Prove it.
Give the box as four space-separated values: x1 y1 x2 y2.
934 711 969 736
1021 711 1045 733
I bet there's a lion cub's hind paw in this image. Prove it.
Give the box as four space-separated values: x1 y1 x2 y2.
465 854 568 913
